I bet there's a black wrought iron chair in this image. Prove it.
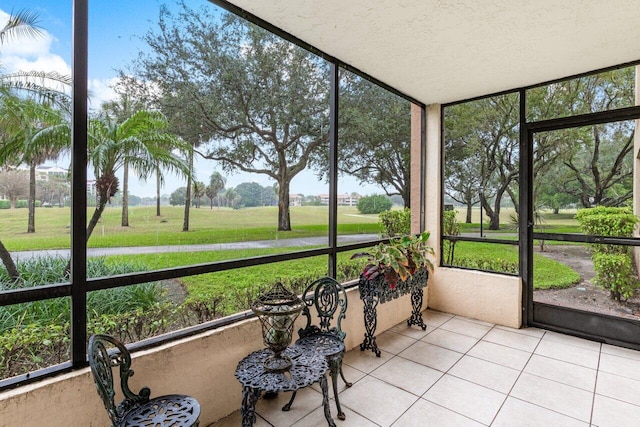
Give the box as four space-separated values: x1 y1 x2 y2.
88 334 201 427
283 277 352 420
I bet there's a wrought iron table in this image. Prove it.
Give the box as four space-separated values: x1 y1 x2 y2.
235 346 336 427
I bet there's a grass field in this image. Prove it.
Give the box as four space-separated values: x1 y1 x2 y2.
0 204 584 292
454 207 582 235
0 205 585 251
0 205 382 251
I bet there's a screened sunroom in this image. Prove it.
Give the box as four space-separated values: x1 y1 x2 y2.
2 1 640 426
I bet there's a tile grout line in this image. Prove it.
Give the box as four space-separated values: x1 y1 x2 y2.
388 316 493 427
589 342 602 427
487 326 545 426
420 317 501 425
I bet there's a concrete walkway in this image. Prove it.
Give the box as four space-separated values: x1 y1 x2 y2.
10 234 381 261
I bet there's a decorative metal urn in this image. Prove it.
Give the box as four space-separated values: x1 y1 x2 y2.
251 282 305 372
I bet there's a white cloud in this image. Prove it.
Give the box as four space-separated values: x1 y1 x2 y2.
2 52 70 75
0 9 68 70
88 77 119 110
0 8 71 95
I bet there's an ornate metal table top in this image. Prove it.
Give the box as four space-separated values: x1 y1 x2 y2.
235 346 329 393
121 395 200 427
295 333 345 358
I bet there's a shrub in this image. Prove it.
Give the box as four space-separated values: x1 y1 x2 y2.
442 210 460 264
451 256 519 274
379 208 410 237
575 206 638 247
575 206 640 301
592 252 638 301
0 200 9 209
357 195 392 214
0 256 163 333
0 322 70 378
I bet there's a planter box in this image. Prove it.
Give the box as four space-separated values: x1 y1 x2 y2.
358 268 429 356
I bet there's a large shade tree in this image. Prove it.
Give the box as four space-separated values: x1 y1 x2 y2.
444 93 520 230
338 72 412 207
136 4 329 231
445 67 635 230
528 68 635 209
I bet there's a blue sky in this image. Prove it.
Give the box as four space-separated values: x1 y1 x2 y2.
1 1 381 198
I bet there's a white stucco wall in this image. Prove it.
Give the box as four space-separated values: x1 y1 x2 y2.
429 268 522 328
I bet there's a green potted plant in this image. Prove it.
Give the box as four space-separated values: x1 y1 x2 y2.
352 231 434 290
352 231 435 356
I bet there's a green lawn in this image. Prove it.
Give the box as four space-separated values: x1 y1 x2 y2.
455 208 582 235
2 205 583 294
0 205 381 251
451 241 581 289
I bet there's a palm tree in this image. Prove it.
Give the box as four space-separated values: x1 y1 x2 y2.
60 110 189 277
85 110 189 240
0 9 42 44
0 10 71 109
0 97 70 233
0 9 70 280
102 93 144 226
206 171 226 208
192 180 205 208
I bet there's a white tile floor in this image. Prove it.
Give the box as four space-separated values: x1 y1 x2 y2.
212 310 640 426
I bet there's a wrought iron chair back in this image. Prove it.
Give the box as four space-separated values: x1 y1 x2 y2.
298 276 347 340
88 334 201 427
285 277 351 420
88 334 151 425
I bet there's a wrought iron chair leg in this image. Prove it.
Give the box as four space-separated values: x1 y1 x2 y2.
339 362 352 388
282 391 297 411
330 359 346 420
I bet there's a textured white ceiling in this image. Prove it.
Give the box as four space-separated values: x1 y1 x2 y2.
225 0 640 105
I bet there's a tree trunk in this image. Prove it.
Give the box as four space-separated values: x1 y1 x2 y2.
465 203 472 223
87 198 108 243
156 168 161 217
489 208 501 230
64 195 108 277
402 186 410 209
121 159 129 227
277 181 291 231
0 239 19 281
27 161 36 233
183 149 193 232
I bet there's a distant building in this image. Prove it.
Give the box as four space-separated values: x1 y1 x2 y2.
86 180 97 195
289 193 304 206
317 193 360 206
16 165 68 182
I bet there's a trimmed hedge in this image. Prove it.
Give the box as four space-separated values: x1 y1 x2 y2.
575 206 639 301
379 208 410 237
